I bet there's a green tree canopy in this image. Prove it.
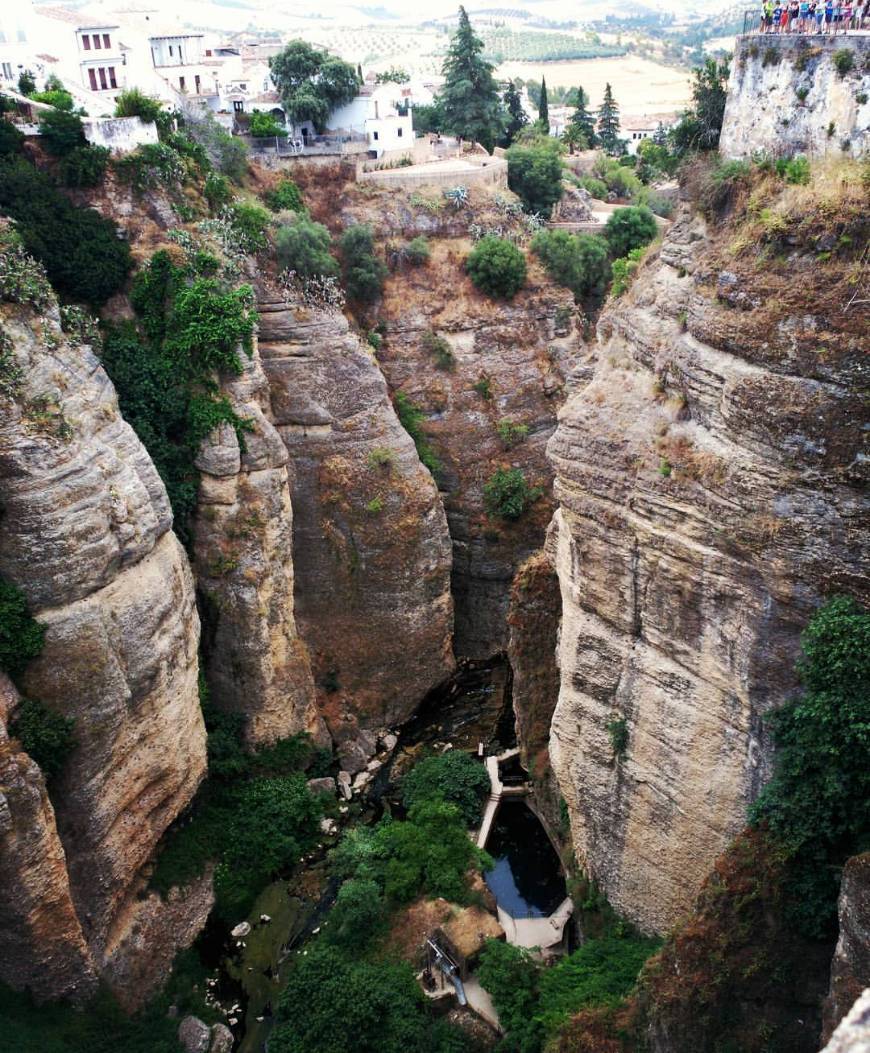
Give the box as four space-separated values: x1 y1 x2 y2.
603 205 658 258
506 140 563 216
531 229 610 303
339 224 387 303
500 80 528 147
0 578 45 679
569 85 597 148
401 750 490 824
537 76 549 132
440 6 505 152
671 57 730 153
597 82 621 155
466 236 527 299
270 41 359 133
275 216 339 279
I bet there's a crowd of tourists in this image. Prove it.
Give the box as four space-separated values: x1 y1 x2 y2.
758 0 869 32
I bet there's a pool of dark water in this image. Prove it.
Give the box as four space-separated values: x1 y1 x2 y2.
484 802 566 918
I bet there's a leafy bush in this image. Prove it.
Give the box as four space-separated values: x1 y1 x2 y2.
8 699 75 780
339 224 387 303
0 120 24 157
404 235 430 265
113 142 185 190
17 71 36 95
263 177 304 213
38 110 85 156
477 941 545 1053
394 391 441 476
604 206 658 259
30 89 74 111
401 750 490 824
775 155 810 185
506 142 564 216
610 246 646 297
497 418 529 449
531 228 610 302
466 236 527 299
114 89 163 124
606 716 629 757
224 201 269 253
182 111 248 181
833 49 854 77
57 145 109 188
203 171 231 212
249 110 288 138
275 216 338 279
323 878 386 951
421 329 455 371
0 577 45 678
483 467 541 520
749 596 870 936
579 176 608 199
0 241 53 309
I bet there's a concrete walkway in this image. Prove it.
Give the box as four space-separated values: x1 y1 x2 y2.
464 977 502 1032
497 896 575 951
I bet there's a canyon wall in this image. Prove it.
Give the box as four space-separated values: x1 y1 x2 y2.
256 286 455 759
0 277 208 1003
547 200 868 933
720 35 870 159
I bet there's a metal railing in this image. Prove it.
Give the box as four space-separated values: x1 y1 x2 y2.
742 5 867 33
245 132 369 157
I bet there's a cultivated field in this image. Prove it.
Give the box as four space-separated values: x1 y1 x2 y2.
495 55 694 115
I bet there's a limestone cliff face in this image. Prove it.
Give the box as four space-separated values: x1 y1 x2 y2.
377 241 576 659
547 203 868 933
720 35 869 159
823 854 870 1042
0 285 207 1001
256 287 454 749
192 340 328 748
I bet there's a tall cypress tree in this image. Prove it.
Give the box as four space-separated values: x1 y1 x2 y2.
597 82 621 155
569 85 597 147
500 80 528 146
537 75 549 132
440 6 505 152
357 63 363 83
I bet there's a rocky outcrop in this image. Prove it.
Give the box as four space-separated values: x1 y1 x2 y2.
721 35 870 159
547 202 868 933
0 280 207 1001
193 342 328 747
377 244 576 659
256 287 454 747
824 854 870 1042
0 674 98 1005
822 990 870 1053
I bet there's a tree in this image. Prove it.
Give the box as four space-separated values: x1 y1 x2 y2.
357 63 363 83
652 121 668 146
466 236 527 299
402 750 490 824
500 81 528 147
506 141 563 216
8 700 76 780
275 216 338 279
38 110 85 156
411 101 445 136
670 57 730 153
483 467 540 519
597 82 621 155
249 110 287 138
114 88 163 124
17 70 36 96
325 878 385 950
440 6 505 152
478 940 544 1053
537 75 549 132
569 85 597 147
375 66 409 84
531 229 610 302
339 224 387 304
561 123 586 154
0 577 45 679
270 40 359 133
603 205 658 258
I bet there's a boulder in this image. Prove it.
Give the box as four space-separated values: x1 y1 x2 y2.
178 1016 211 1053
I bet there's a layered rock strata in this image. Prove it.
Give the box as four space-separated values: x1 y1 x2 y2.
0 289 207 1001
256 287 454 749
823 854 870 1042
547 205 868 932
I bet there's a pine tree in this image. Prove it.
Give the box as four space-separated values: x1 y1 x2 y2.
569 85 596 148
357 63 363 83
652 121 667 146
440 6 505 152
597 82 621 155
537 76 549 132
500 81 528 147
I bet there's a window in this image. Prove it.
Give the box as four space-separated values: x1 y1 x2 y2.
179 75 186 91
103 33 110 48
88 68 98 89
2 63 12 80
205 48 212 56
169 45 174 56
372 130 379 140
109 67 117 88
83 34 91 50
98 67 107 89
194 74 201 93
397 127 403 137
233 100 244 112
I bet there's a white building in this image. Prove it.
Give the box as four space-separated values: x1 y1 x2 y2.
0 0 38 89
327 83 413 157
75 23 126 97
622 115 677 155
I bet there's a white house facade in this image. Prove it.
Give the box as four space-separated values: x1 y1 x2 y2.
327 84 413 157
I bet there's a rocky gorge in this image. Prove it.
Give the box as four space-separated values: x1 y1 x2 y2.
0 57 868 1053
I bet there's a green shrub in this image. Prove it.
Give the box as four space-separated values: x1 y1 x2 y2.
38 110 85 156
833 49 854 77
275 216 338 278
367 446 394 470
224 201 269 253
182 111 248 181
323 878 386 950
8 699 75 780
606 716 629 757
113 142 185 190
506 142 564 215
114 88 163 124
477 941 545 1053
404 235 430 265
604 206 658 259
17 71 36 96
203 171 231 212
263 177 304 213
30 89 74 111
0 577 45 679
483 467 541 520
401 750 490 824
531 228 610 302
394 391 441 476
421 329 455 371
0 121 24 157
339 223 387 303
497 418 529 449
775 155 810 185
57 144 109 188
749 596 870 936
249 110 288 138
366 330 382 350
580 176 608 200
466 236 527 299
0 242 53 309
610 246 646 297
472 376 492 399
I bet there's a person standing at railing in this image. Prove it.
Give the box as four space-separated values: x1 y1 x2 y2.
841 0 853 28
764 0 775 30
